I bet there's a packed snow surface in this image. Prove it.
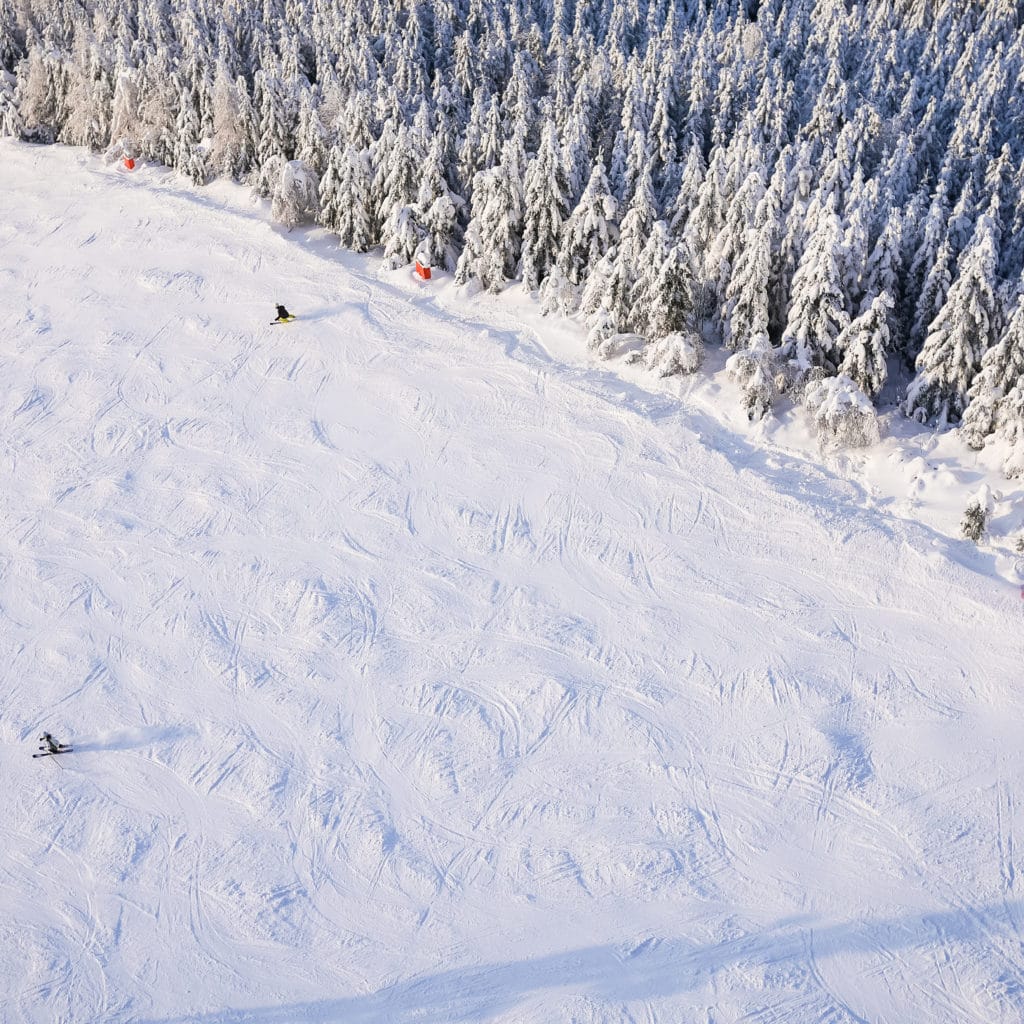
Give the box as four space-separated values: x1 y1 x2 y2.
2 142 1023 1024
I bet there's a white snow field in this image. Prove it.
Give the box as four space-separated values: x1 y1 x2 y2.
2 140 1023 1024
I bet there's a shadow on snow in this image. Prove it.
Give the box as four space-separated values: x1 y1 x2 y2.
138 902 1024 1024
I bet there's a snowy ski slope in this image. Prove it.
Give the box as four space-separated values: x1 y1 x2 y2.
1 141 1023 1024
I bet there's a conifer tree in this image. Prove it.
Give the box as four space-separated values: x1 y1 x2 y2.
905 210 1001 424
551 159 618 291
253 67 291 164
782 194 850 374
270 159 319 230
382 203 423 269
560 92 592 205
376 122 421 229
61 40 112 151
961 292 1024 457
455 154 523 293
646 240 697 341
136 58 178 166
724 222 771 352
209 69 255 180
0 68 23 138
419 193 459 272
16 42 61 143
295 88 328 177
589 165 656 333
174 89 208 185
726 336 778 422
840 171 878 311
415 133 463 272
320 144 375 253
771 142 813 339
631 221 674 337
861 206 903 318
710 165 766 334
107 68 140 158
667 140 705 236
0 0 21 72
837 291 894 399
520 119 570 291
685 144 727 278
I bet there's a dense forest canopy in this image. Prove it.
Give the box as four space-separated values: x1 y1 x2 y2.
2 0 1024 469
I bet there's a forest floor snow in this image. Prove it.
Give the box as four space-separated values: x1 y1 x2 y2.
2 140 1023 1024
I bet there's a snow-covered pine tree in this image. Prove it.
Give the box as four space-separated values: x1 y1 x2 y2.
771 156 816 345
548 158 618 297
579 241 615 317
502 48 539 147
208 64 252 180
685 144 727 284
472 94 504 178
667 138 705 237
781 193 850 376
341 88 376 152
905 209 1001 425
591 164 656 333
136 57 177 167
382 203 423 269
409 98 433 168
960 485 993 542
960 285 1024 465
726 335 778 422
758 147 790 342
520 119 570 292
631 221 674 338
253 67 291 165
724 221 772 352
270 159 319 230
455 151 523 293
0 0 21 73
174 89 208 185
378 117 442 268
642 240 704 377
0 67 23 138
559 101 591 209
649 62 680 190
419 192 459 272
860 203 903 318
319 144 375 253
910 234 955 359
1004 166 1024 290
16 38 62 143
804 374 881 449
946 177 978 259
61 39 112 151
415 132 462 273
837 290 894 399
840 170 878 313
376 122 421 237
295 87 328 177
709 165 767 330
327 143 376 252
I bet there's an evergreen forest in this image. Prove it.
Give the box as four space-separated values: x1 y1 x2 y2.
3 0 1024 470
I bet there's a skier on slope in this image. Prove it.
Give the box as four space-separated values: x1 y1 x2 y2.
274 304 294 322
39 733 70 754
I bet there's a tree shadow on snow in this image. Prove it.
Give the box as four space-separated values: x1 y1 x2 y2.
138 901 1024 1024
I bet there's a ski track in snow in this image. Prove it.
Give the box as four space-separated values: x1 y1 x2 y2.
1 142 1023 1024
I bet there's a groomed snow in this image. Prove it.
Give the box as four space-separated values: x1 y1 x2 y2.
2 141 1023 1024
